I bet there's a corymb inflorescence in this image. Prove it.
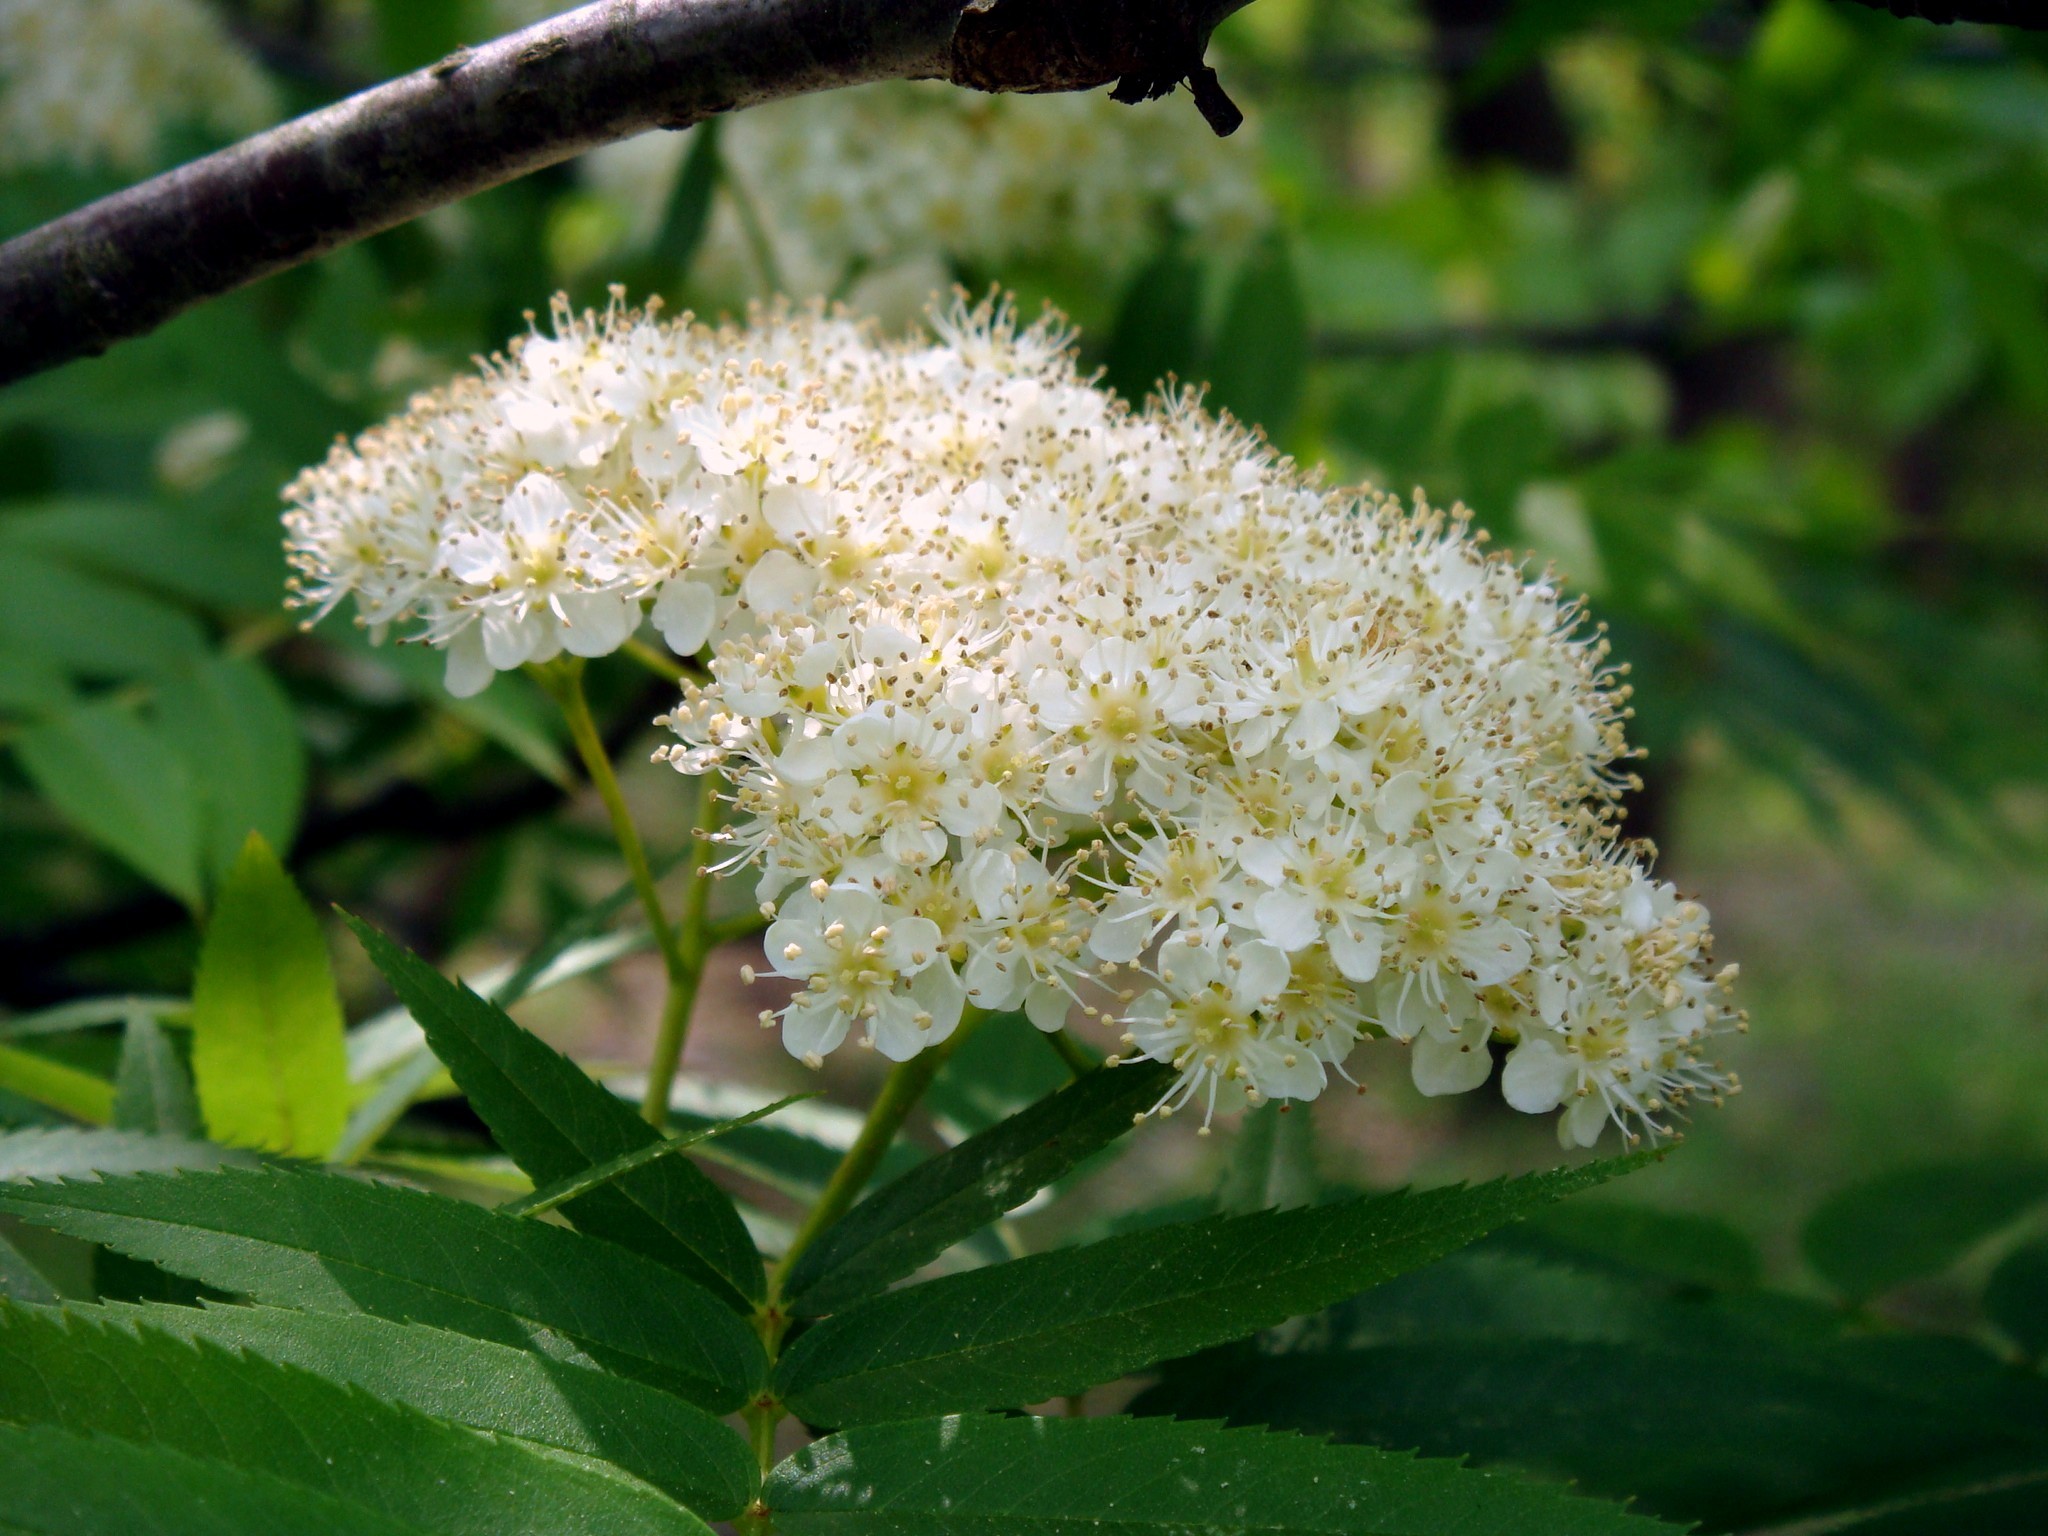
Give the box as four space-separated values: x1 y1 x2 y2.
284 292 1741 1148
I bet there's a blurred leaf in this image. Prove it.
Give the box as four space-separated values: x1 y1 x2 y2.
1986 1240 2048 1360
1519 1200 1761 1290
190 836 348 1160
0 1304 715 1536
768 1413 1676 1535
0 1231 57 1304
0 1050 116 1127
0 549 206 683
0 499 283 613
1205 234 1311 442
373 0 486 74
649 119 722 275
12 697 205 906
155 654 307 889
1102 239 1208 407
784 1061 1173 1317
112 1013 198 1139
0 1165 767 1409
1803 1159 2048 1302
345 916 763 1306
777 1156 1646 1427
84 1301 758 1520
1218 1100 1322 1217
351 636 573 786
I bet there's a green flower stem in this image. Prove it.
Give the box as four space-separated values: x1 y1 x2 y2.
618 634 691 685
741 1011 985 1511
537 658 712 1126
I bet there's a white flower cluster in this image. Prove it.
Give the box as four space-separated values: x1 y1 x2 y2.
579 81 1267 316
0 0 276 174
282 293 1739 1147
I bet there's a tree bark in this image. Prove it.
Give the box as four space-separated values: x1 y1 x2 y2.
0 0 1250 386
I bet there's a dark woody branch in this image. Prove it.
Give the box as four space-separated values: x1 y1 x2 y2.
0 0 1250 386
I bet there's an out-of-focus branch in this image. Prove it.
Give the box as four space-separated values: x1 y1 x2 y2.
0 0 1252 385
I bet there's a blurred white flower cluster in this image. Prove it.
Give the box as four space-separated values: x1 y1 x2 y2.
283 293 1738 1147
0 0 276 174
579 81 1268 316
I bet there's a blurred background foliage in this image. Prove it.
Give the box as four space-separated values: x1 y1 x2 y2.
3 0 2048 1294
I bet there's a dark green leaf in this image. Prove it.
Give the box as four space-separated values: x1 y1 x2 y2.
1802 1159 2048 1302
113 1012 199 1139
766 1413 1674 1534
0 1305 712 1535
0 1424 423 1536
155 655 307 890
649 120 723 274
785 1063 1170 1317
776 1156 1644 1425
0 498 285 612
1519 1199 1761 1290
1987 1239 2048 1360
1217 1099 1320 1216
0 1166 766 1409
1204 234 1311 442
1134 1246 2048 1533
81 1301 757 1519
12 698 204 906
1101 240 1208 407
346 916 763 1306
191 836 348 1159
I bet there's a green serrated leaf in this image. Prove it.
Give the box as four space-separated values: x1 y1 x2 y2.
785 1062 1171 1317
12 698 204 907
154 655 307 891
0 1127 241 1182
0 1424 423 1536
113 1011 199 1138
345 916 763 1305
1133 1245 2048 1533
0 1305 711 1535
0 1165 766 1409
1802 1158 2048 1302
766 1413 1675 1534
777 1156 1645 1425
191 836 348 1159
70 1301 757 1519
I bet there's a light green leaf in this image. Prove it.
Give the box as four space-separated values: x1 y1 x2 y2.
777 1157 1644 1426
1802 1158 2048 1302
191 836 348 1159
66 1301 758 1519
0 499 285 613
784 1062 1171 1317
12 698 204 906
0 1165 766 1409
1217 1099 1320 1216
113 1012 199 1138
154 655 307 890
346 916 763 1305
0 1050 116 1126
1 996 187 1041
0 1305 712 1535
0 1128 240 1182
766 1413 1674 1534
0 1424 423 1536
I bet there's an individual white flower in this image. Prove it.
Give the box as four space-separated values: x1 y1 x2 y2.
0 0 276 174
287 291 1740 1147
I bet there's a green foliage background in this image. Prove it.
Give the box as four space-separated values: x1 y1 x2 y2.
3 1 2048 1533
